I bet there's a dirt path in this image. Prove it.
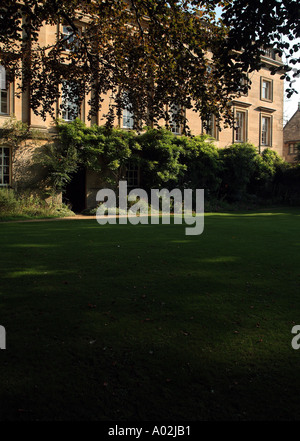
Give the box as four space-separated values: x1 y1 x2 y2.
0 215 95 223
0 214 148 223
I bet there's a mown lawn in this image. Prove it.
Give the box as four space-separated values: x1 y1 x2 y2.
0 209 300 421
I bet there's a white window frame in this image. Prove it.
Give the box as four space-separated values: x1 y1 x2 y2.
261 115 272 147
0 147 10 186
235 110 247 143
121 91 135 129
261 78 273 102
122 107 134 129
0 65 9 115
204 114 219 140
0 65 6 90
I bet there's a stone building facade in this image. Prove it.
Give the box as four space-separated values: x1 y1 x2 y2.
282 103 300 163
0 21 285 211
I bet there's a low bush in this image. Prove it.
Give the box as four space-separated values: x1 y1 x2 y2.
177 135 222 197
273 164 300 205
136 127 184 191
0 188 18 213
0 188 75 220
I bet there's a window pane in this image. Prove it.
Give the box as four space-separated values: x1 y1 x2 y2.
126 162 139 187
63 26 73 39
206 114 213 136
123 108 134 129
0 88 8 114
0 147 10 185
62 82 79 121
122 92 134 129
0 65 6 89
235 111 245 142
262 80 271 100
261 117 270 145
170 104 181 134
62 25 81 51
263 82 268 99
62 26 74 50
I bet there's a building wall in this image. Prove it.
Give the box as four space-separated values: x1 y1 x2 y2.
282 106 300 163
185 60 284 155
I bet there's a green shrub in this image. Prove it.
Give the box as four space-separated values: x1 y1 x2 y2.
0 188 75 220
177 135 222 197
34 119 300 207
252 148 285 198
43 119 141 192
136 128 185 191
219 143 262 201
0 188 18 213
273 164 300 205
35 142 80 194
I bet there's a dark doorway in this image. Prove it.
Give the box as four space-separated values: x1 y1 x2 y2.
63 167 86 213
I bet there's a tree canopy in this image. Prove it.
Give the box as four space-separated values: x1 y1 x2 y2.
0 0 299 131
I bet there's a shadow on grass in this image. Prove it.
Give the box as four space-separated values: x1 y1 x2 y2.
0 210 300 420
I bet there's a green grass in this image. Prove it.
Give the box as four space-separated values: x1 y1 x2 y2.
0 209 300 421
